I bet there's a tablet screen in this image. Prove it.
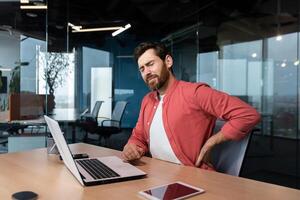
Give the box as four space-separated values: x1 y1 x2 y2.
141 182 204 200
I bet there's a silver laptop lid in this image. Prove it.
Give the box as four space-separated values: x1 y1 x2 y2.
44 115 84 185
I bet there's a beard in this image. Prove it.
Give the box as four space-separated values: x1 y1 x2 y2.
145 69 170 91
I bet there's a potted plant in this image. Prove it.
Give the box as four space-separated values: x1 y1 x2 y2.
42 52 71 112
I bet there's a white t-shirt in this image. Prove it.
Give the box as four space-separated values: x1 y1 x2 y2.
149 95 181 164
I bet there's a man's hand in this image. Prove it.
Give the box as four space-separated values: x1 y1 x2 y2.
195 132 228 167
121 143 144 161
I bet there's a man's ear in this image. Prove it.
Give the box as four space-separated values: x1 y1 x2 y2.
165 55 173 70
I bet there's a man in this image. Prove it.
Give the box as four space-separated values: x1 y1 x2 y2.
121 42 260 169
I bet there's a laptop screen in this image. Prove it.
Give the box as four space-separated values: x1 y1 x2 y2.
44 115 84 185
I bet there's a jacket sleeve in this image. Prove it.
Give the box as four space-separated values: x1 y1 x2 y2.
127 96 149 153
193 85 261 140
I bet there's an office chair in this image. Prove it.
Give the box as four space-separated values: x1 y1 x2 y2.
80 100 103 122
78 101 103 141
84 101 128 146
210 131 252 176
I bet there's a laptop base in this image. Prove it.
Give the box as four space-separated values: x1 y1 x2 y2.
84 174 147 186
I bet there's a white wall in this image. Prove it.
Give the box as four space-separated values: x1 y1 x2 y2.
91 67 112 119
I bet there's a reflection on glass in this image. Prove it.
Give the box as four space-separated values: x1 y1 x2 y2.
266 33 298 138
195 34 299 139
197 40 262 112
0 0 47 121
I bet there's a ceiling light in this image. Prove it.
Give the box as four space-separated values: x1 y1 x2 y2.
276 35 282 41
251 53 257 58
26 12 38 17
0 67 12 72
20 0 29 3
68 22 82 31
55 25 64 30
72 26 122 33
112 24 131 37
281 62 286 67
294 60 299 66
20 5 47 9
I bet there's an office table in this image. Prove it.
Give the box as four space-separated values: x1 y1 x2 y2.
0 143 299 200
0 108 80 143
51 108 81 143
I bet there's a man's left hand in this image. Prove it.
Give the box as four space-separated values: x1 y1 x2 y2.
195 132 227 167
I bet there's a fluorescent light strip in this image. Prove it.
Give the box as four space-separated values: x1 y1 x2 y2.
68 22 82 31
112 24 131 37
20 0 29 3
72 26 122 33
20 5 47 9
0 68 12 72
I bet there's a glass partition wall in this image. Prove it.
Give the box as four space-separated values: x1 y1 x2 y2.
0 1 47 152
0 1 47 119
164 2 300 189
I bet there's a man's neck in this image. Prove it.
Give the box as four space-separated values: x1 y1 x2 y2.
157 74 175 95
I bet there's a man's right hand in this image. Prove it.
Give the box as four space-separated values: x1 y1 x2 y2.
121 143 144 161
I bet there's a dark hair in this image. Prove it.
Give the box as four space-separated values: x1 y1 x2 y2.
133 42 172 63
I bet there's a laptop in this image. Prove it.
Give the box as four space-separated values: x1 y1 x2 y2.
44 115 146 186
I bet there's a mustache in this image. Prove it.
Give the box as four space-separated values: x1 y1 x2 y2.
146 74 158 82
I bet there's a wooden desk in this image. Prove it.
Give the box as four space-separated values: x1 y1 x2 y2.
0 143 299 200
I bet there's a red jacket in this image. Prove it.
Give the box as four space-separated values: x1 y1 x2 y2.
128 79 260 167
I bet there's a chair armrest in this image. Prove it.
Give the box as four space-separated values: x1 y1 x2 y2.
80 108 89 118
100 119 120 127
97 117 110 120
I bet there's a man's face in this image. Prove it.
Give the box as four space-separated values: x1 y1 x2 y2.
137 49 172 90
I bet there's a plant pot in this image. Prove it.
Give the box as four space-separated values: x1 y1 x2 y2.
46 94 55 114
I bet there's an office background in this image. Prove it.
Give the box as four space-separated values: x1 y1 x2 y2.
0 0 299 189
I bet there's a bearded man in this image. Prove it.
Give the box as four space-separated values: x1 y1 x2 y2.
121 42 260 170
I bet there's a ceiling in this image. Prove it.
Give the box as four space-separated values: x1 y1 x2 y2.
0 0 299 51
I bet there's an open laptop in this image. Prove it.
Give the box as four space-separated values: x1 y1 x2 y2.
44 115 146 186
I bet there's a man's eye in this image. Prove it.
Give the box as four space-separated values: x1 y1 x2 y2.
139 67 144 72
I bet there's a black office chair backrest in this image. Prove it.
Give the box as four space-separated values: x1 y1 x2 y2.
211 133 251 176
91 101 103 119
80 101 103 122
109 101 128 127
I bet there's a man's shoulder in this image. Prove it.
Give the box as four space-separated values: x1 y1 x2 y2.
144 91 156 98
177 80 210 89
141 91 156 103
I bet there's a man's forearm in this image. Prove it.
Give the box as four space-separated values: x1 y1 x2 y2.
211 131 229 145
195 131 229 166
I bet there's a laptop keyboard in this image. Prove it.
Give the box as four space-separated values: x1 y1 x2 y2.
77 159 120 179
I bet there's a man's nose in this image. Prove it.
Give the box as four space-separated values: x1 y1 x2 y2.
144 66 151 75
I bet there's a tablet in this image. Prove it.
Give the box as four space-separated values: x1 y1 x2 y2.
138 181 205 200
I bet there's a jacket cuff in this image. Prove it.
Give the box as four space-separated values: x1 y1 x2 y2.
128 138 148 153
221 123 247 140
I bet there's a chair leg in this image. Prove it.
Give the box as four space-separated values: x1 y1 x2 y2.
83 131 88 142
103 135 111 148
98 135 103 146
